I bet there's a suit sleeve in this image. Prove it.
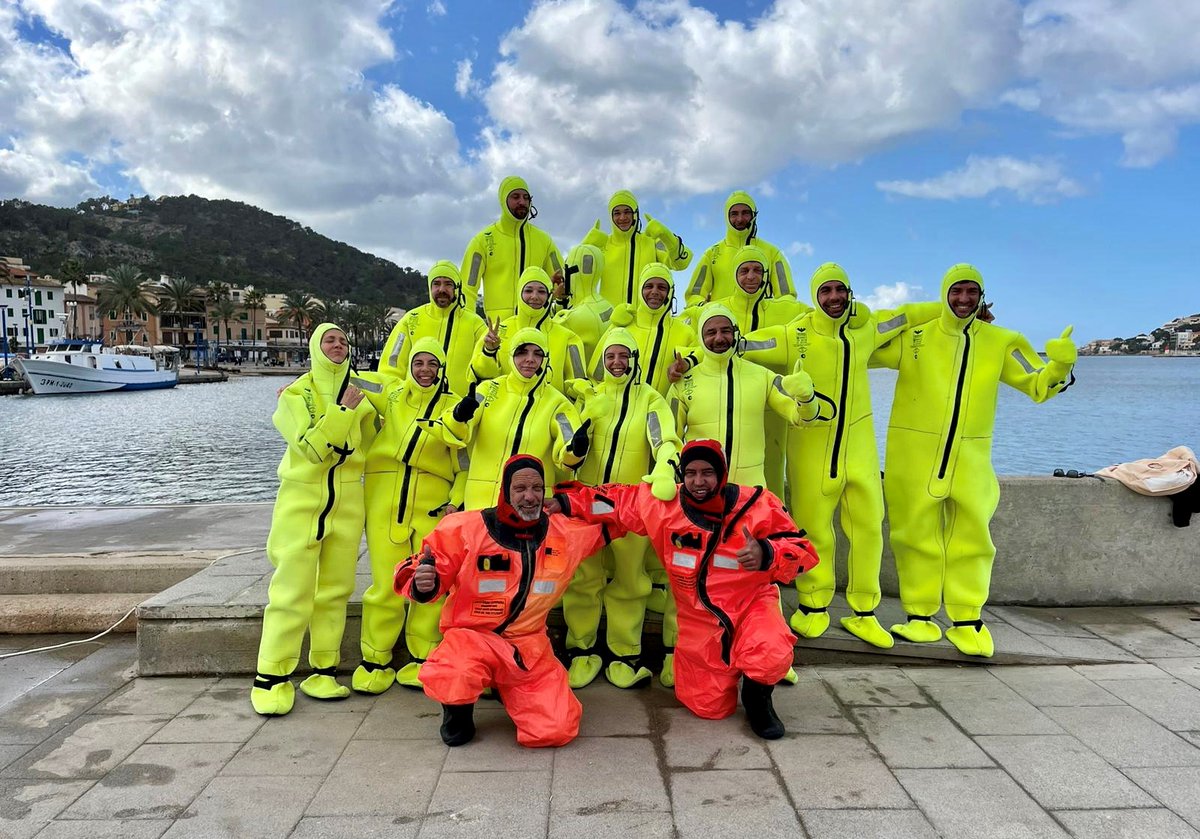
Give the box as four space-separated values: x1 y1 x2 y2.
751 493 820 584
684 247 716 307
272 388 358 465
869 337 902 370
1000 332 1073 404
644 389 682 462
739 324 791 369
766 371 806 425
766 244 796 299
394 515 472 600
550 394 586 470
542 236 563 279
667 380 690 440
377 315 415 379
645 217 693 271
460 232 488 309
553 481 651 540
871 301 941 349
469 329 504 382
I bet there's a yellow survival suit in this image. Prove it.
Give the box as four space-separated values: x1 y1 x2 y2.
471 267 588 394
606 263 698 396
460 327 588 510
739 264 939 647
582 189 693 307
353 338 471 693
560 328 683 689
668 303 818 488
873 264 1076 657
252 324 376 715
378 260 487 397
685 191 796 306
461 175 563 321
552 243 614 363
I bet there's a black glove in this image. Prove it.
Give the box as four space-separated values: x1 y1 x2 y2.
569 419 591 457
452 381 480 422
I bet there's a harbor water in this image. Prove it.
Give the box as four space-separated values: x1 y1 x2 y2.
0 356 1196 507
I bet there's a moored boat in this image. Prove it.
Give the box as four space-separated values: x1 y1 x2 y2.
13 340 180 394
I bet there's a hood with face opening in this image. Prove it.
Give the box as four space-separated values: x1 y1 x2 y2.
607 188 640 238
497 453 546 533
809 262 853 326
697 302 740 360
724 190 758 244
731 244 771 302
940 263 986 328
508 326 551 380
635 262 676 320
308 322 351 414
595 326 639 385
679 438 729 513
498 174 531 229
407 335 448 393
515 265 553 327
426 260 464 309
564 244 603 301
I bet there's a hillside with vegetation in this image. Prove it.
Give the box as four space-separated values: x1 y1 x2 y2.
0 195 427 308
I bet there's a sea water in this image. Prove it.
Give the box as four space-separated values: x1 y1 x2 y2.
0 356 1196 506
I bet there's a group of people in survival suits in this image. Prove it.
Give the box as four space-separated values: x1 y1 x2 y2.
252 177 1079 747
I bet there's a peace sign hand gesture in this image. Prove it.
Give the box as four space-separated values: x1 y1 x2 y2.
484 317 502 352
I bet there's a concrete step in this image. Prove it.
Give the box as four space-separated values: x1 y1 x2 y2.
0 593 152 634
136 549 1137 676
0 552 216 595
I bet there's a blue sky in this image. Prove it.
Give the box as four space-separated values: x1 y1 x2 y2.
2 0 1199 345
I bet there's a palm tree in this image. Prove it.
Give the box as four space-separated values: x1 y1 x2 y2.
279 291 325 356
96 264 157 344
209 297 237 364
361 302 392 355
157 277 203 364
244 288 265 364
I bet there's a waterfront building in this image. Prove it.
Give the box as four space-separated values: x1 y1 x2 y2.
1 256 66 354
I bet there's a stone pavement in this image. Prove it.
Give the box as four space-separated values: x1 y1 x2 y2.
3 608 1200 839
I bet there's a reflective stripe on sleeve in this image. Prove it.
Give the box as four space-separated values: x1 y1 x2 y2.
647 412 664 448
741 338 776 351
456 449 470 470
774 261 791 296
1012 349 1036 374
688 265 707 297
568 344 585 377
581 253 594 273
467 253 483 288
349 376 383 393
556 412 575 443
387 333 406 367
876 314 907 333
591 499 615 514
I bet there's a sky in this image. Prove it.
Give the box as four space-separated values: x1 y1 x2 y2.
2 0 1199 345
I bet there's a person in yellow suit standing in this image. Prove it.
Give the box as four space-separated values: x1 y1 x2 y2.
551 243 613 364
457 327 591 510
685 191 796 307
252 324 376 716
873 264 1076 656
377 261 487 397
605 263 698 396
470 267 587 394
738 264 939 647
352 337 471 693
582 189 692 307
560 328 683 689
461 176 563 322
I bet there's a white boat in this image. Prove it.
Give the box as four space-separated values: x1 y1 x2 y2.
13 340 180 394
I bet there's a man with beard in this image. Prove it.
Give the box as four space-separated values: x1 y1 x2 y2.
685 191 796 307
393 455 611 748
548 440 819 739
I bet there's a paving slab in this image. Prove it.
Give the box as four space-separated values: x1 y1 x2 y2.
1148 657 1200 690
920 680 1066 736
669 769 802 838
770 734 912 809
986 606 1102 638
419 769 551 839
817 666 927 707
1053 808 1200 839
853 707 994 769
1133 607 1200 640
0 689 106 747
975 734 1157 809
147 684 266 744
575 683 653 737
289 815 417 839
32 819 173 839
305 739 444 818
660 708 771 770
800 808 940 839
5 714 170 781
551 737 670 814
1033 634 1141 662
774 679 857 735
0 779 94 839
58 741 240 820
1043 706 1200 768
219 711 363 777
1073 662 1169 680
1093 677 1200 731
1124 767 1200 831
352 690 442 741
93 677 216 717
1082 624 1200 659
547 810 675 839
989 665 1123 706
160 774 323 839
896 768 1070 838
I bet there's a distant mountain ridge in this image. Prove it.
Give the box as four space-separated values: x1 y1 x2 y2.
0 194 428 308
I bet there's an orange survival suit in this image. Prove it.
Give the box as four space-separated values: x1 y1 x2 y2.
394 454 611 748
553 440 818 721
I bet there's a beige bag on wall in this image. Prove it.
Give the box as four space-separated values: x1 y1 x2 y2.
1097 446 1199 496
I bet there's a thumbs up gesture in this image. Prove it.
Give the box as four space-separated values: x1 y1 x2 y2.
453 380 481 422
1045 325 1077 366
735 525 764 570
413 544 437 593
781 359 815 402
667 350 690 383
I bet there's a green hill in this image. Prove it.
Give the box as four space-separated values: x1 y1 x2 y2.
0 195 428 308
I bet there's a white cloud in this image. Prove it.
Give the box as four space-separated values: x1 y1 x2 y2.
427 0 447 17
454 58 480 98
859 281 920 310
1010 0 1200 166
788 241 814 257
876 155 1084 203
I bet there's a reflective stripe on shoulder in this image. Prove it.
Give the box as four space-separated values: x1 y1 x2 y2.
774 261 791 295
556 412 575 443
647 412 664 448
533 580 556 595
467 253 483 288
478 579 506 593
712 554 740 570
581 253 594 273
1012 349 1037 374
388 333 406 367
688 264 708 296
741 338 776 351
349 376 384 393
672 551 697 569
877 314 907 334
